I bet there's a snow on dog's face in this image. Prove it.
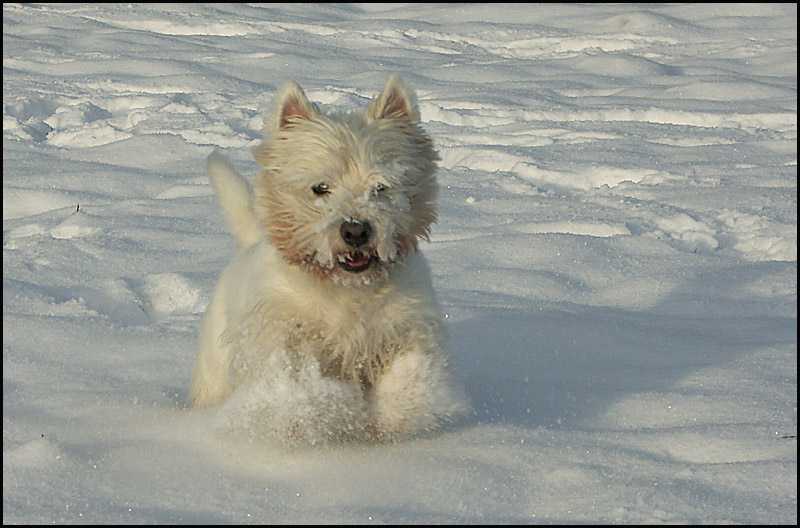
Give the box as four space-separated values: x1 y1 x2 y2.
253 76 438 286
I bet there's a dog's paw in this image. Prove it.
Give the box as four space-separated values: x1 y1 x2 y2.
214 352 371 446
368 352 469 440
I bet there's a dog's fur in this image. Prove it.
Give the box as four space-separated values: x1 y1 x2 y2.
189 75 467 444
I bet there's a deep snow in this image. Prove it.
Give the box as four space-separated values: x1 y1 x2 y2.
3 3 796 524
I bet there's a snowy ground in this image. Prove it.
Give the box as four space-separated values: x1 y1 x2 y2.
3 3 796 524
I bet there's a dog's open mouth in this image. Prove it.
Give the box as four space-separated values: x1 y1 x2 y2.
338 251 375 273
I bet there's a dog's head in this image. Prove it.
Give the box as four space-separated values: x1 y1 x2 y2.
253 75 439 286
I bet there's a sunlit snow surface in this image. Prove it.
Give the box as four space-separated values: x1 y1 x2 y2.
3 3 796 524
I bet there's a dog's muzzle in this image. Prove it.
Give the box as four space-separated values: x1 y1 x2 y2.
339 220 375 273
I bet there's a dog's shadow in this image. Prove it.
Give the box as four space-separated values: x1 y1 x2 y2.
448 264 793 431
451 307 685 430
449 308 613 429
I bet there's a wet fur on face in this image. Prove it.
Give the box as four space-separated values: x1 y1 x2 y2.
252 76 439 286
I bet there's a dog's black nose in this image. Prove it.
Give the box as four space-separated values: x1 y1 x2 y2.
340 220 372 247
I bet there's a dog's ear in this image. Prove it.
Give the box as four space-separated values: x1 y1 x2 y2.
269 81 317 131
367 74 420 123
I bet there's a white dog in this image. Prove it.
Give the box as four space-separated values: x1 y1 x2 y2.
189 75 468 444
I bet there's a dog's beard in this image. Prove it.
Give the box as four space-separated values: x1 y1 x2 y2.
265 218 418 287
296 248 390 287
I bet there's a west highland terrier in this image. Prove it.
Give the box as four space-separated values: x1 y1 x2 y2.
189 75 468 444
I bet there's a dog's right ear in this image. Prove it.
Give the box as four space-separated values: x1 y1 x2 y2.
268 81 317 131
367 74 420 123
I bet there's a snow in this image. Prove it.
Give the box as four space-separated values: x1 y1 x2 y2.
2 3 796 524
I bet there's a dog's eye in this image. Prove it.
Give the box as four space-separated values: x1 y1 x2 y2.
311 183 330 196
373 183 388 195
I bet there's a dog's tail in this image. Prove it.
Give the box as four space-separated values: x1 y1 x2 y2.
206 150 262 249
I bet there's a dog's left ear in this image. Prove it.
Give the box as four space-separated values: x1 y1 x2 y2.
367 74 420 123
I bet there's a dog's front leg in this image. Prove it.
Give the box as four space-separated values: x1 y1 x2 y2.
367 346 467 440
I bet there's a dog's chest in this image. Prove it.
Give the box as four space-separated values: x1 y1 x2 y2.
279 292 409 382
